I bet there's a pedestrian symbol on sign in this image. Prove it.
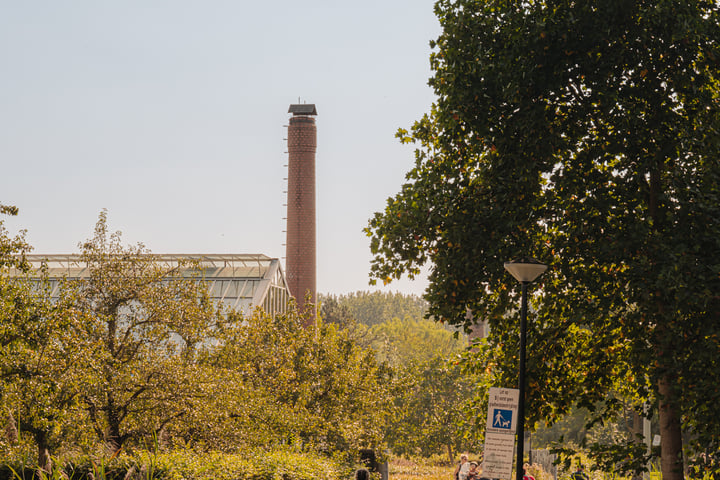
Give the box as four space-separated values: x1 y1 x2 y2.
492 409 512 429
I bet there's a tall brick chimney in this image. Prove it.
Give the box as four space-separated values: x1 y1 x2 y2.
286 104 317 324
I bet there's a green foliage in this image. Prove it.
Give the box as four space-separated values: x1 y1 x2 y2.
320 291 428 327
367 318 464 368
1 209 478 469
193 308 392 456
532 408 593 448
0 205 89 469
319 291 464 368
384 356 480 462
0 280 91 470
318 292 475 461
0 448 346 480
366 1 720 477
159 449 347 480
0 204 29 270
2 210 395 465
60 211 223 451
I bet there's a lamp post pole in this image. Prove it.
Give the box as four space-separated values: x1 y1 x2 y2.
503 258 547 480
517 281 529 480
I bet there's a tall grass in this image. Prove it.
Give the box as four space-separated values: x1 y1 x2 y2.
388 457 455 480
0 447 349 480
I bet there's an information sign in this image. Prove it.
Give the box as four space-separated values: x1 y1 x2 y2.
482 387 519 480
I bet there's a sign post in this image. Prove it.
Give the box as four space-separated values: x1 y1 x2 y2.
482 387 520 480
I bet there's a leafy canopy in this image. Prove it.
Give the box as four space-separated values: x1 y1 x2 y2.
366 0 720 476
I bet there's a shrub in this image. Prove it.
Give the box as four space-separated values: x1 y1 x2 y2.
0 448 348 480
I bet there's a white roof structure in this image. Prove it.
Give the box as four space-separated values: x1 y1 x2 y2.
17 254 291 316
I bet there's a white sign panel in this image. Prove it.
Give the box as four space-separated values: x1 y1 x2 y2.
482 387 519 480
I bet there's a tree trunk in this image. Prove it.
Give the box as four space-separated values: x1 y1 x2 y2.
648 164 684 480
35 430 52 473
658 374 683 480
107 416 122 453
106 393 123 453
630 410 645 480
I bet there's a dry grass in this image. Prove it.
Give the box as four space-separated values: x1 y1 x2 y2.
387 458 557 480
389 458 455 480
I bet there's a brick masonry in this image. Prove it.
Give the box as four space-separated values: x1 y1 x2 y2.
286 112 317 324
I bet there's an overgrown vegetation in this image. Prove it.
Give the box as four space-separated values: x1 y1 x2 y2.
320 292 480 461
0 447 347 480
1 208 480 477
0 211 393 472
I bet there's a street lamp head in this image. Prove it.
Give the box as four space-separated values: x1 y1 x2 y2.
504 257 547 283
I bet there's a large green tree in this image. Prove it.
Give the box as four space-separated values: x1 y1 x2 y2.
66 212 222 451
319 291 436 359
366 1 720 478
198 307 392 457
1 290 92 471
0 207 67 469
0 206 95 470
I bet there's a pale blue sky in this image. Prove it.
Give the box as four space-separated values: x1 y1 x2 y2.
0 1 439 296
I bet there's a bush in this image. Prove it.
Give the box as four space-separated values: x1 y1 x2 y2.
0 448 349 480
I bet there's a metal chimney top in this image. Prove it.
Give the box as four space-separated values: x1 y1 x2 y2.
288 104 317 115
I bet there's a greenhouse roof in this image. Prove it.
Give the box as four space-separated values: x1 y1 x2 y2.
14 254 291 316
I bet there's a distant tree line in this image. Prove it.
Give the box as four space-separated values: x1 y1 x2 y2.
320 291 428 327
321 291 481 462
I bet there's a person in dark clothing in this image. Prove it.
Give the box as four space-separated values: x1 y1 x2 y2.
355 469 370 480
570 465 589 480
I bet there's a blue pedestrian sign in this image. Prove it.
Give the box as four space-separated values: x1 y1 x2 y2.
492 408 513 429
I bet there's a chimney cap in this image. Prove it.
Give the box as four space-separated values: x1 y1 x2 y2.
288 104 317 115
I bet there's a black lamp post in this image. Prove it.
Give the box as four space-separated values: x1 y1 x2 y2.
503 257 547 480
